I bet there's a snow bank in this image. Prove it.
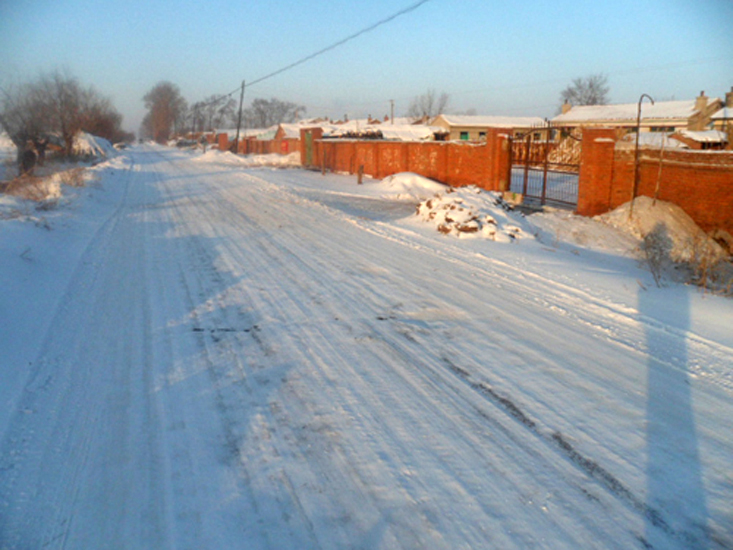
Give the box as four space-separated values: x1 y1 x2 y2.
72 132 116 158
0 194 29 220
416 185 527 241
0 131 16 151
0 132 17 179
597 196 726 263
528 208 640 255
372 172 448 201
192 150 301 168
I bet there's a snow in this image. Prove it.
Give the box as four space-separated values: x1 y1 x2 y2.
369 171 448 200
711 106 732 120
375 124 438 141
72 132 116 158
216 121 440 142
676 129 728 143
529 207 640 255
0 131 16 151
191 148 302 168
619 132 689 149
0 131 114 159
597 195 726 264
277 123 304 139
416 185 527 241
552 99 704 123
1 144 731 549
433 114 545 128
215 127 272 139
0 133 16 181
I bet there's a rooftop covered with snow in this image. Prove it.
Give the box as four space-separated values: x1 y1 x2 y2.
676 129 728 143
432 114 545 128
552 100 703 124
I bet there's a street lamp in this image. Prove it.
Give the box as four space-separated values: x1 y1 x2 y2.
629 93 655 219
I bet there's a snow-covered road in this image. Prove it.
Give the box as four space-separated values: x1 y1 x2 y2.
1 146 731 549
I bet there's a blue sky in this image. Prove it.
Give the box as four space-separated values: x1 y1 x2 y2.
1 0 731 133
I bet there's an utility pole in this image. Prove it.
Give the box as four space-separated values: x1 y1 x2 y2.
629 93 654 219
390 99 394 124
233 80 245 154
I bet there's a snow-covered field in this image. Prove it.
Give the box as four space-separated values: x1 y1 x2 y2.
0 145 731 549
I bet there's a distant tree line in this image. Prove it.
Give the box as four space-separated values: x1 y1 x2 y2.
138 74 613 144
0 70 132 170
140 81 306 143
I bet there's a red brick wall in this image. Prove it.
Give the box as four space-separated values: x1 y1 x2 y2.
376 142 406 179
236 137 299 155
577 127 733 234
298 128 512 191
406 142 447 182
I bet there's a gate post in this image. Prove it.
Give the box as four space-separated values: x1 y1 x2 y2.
522 134 531 197
577 127 616 216
485 128 511 191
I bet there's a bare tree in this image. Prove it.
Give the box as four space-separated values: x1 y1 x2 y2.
142 81 187 143
33 71 126 154
1 82 48 148
28 70 93 157
559 74 610 108
202 95 237 130
407 89 450 122
1 82 47 172
1 70 128 169
79 87 127 143
243 98 305 129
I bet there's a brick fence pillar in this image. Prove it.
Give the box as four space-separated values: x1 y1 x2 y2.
485 128 512 191
217 133 229 152
577 127 617 217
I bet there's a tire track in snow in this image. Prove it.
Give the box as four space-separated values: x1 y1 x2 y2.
0 155 170 548
262 180 733 398
182 165 654 548
150 156 337 548
205 165 722 548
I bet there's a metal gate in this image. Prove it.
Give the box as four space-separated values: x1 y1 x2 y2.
509 123 581 208
304 130 314 166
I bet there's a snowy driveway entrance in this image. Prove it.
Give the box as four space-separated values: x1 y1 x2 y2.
1 146 731 549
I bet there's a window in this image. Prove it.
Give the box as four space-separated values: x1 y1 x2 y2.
460 131 469 141
479 132 486 141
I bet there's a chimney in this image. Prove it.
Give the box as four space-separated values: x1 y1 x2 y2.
726 86 733 108
695 91 708 112
561 101 572 115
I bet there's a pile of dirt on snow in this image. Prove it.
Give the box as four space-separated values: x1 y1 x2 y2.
597 196 727 263
416 186 526 241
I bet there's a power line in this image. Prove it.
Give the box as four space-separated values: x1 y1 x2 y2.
247 0 432 88
194 0 432 109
